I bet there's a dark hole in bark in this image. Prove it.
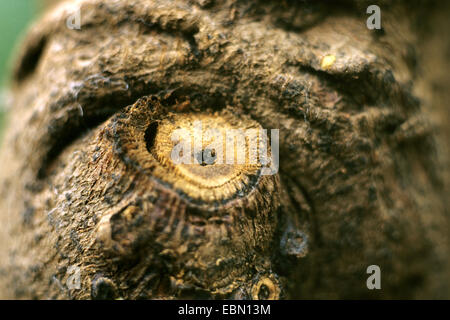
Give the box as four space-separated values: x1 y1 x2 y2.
258 284 270 300
145 122 159 153
14 35 47 82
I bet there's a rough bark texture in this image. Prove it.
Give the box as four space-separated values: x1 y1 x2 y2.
0 0 449 299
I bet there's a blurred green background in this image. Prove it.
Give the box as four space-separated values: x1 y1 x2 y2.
0 1 39 141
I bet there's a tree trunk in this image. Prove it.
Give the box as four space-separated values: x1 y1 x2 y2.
0 0 448 299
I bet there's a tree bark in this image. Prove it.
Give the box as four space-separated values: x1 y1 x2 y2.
0 0 448 299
